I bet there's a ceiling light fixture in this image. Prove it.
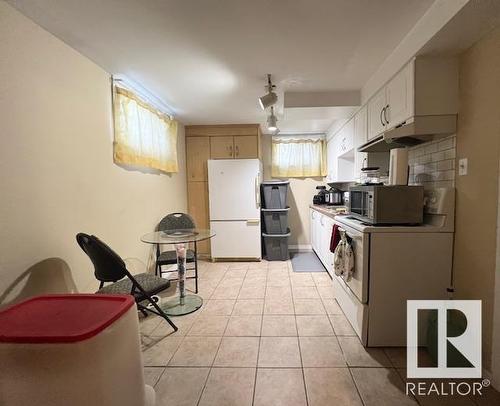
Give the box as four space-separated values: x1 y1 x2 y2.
267 106 278 132
259 74 277 110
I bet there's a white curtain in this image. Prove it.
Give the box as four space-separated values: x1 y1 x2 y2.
113 86 178 173
272 136 326 178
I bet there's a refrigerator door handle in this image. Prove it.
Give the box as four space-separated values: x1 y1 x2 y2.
255 175 260 208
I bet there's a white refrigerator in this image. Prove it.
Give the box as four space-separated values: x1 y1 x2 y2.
208 159 262 260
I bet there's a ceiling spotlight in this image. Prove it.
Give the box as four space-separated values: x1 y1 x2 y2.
259 74 277 110
267 107 278 132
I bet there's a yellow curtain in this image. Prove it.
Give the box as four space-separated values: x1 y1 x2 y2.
271 137 326 178
113 86 178 173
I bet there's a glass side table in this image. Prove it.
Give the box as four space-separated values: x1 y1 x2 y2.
141 228 215 316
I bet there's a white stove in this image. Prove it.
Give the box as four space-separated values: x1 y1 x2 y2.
331 188 455 347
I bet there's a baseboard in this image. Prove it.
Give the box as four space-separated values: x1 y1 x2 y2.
289 244 312 252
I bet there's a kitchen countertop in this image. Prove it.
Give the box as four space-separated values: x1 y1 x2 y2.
310 204 348 219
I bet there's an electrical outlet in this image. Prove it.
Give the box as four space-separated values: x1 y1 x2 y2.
458 158 468 176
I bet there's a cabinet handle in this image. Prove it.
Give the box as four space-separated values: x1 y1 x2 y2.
229 145 233 157
235 145 239 157
320 215 325 226
380 107 385 126
384 105 389 125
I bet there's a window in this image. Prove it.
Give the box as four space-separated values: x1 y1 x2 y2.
112 84 178 173
271 136 326 178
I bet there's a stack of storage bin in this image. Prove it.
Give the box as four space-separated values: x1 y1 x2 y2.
261 180 290 261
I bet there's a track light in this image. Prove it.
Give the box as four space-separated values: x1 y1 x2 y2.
267 107 278 132
259 74 277 110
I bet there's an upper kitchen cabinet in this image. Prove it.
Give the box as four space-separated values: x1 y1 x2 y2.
353 105 368 180
366 57 458 141
210 136 234 159
186 136 210 181
234 135 259 158
326 117 355 183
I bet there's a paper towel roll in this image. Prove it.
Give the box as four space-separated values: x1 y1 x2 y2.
389 148 409 185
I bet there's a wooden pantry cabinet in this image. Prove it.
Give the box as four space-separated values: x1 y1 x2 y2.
185 124 261 256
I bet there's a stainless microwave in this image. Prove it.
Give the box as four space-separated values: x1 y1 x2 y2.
348 185 424 225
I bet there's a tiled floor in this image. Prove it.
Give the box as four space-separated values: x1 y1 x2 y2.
140 259 500 406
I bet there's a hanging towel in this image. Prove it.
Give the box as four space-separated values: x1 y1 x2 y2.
330 224 341 253
333 230 355 281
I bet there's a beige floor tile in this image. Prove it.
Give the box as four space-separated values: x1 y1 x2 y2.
329 314 357 336
296 315 334 336
264 298 295 315
290 273 316 287
155 367 209 406
139 316 162 335
265 285 292 300
317 285 335 299
292 286 320 299
143 367 164 387
261 315 297 336
258 337 302 367
150 312 199 336
299 336 346 367
268 261 289 269
213 336 260 367
322 298 343 314
168 336 221 366
187 315 229 336
218 277 244 288
241 278 266 288
304 367 363 406
198 367 255 406
293 298 326 315
254 368 307 406
266 276 291 287
338 336 392 367
200 299 235 316
351 367 417 405
248 262 269 270
224 315 262 336
232 299 264 315
142 336 183 366
312 272 333 286
211 285 241 299
238 285 266 299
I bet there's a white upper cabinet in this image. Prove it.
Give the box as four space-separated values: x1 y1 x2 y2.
367 87 387 140
385 62 414 129
326 117 355 183
353 105 367 180
338 119 354 156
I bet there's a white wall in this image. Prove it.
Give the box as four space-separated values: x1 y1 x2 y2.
0 3 187 303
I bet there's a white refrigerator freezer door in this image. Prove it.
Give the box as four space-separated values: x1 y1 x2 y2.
210 220 261 259
208 159 261 221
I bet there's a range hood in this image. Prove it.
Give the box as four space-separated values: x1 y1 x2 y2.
358 115 457 153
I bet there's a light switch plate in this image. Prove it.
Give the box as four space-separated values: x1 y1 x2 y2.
458 158 468 176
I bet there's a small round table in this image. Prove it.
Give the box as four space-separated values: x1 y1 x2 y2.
141 229 215 316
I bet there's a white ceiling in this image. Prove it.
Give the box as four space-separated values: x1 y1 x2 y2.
8 0 435 133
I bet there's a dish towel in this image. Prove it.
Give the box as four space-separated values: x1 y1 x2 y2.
330 224 341 253
333 230 355 282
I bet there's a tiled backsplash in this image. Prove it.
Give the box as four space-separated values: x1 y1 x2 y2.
408 134 456 189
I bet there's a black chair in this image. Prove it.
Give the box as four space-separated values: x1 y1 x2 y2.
155 213 199 293
76 233 177 331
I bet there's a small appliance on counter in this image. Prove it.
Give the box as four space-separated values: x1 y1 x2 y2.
313 186 328 205
388 148 409 185
326 186 344 206
348 184 424 225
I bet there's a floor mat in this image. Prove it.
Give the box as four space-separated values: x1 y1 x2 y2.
290 251 326 273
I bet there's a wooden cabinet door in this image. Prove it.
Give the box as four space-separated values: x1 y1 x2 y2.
385 63 414 129
210 136 234 159
367 87 387 140
186 136 210 181
187 181 210 255
234 135 258 158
